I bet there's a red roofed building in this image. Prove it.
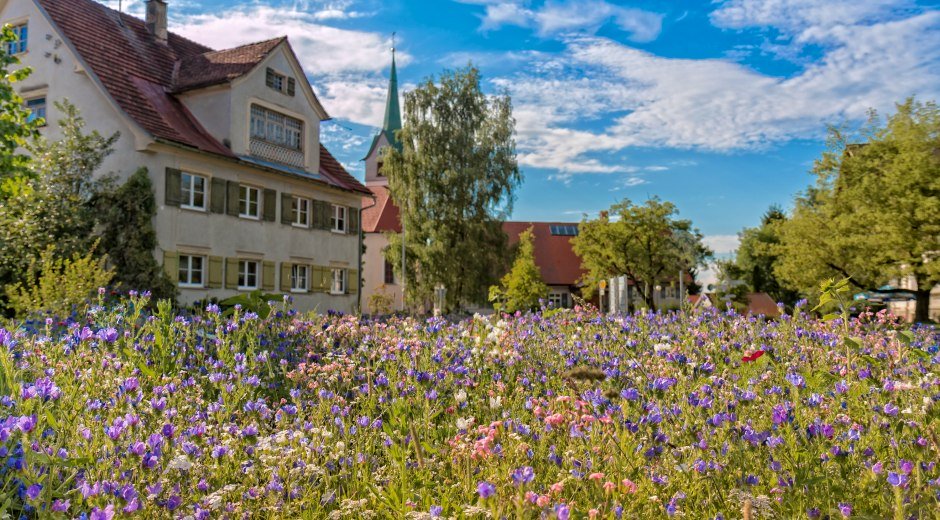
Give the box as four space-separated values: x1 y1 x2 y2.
2 0 370 312
502 222 586 308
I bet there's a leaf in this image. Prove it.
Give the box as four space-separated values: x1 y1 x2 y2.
898 330 915 345
822 313 839 322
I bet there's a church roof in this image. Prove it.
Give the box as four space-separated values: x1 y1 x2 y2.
361 185 402 233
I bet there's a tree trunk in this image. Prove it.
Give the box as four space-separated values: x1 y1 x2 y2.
914 288 931 323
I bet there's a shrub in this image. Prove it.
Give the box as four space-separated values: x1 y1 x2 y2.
5 243 113 317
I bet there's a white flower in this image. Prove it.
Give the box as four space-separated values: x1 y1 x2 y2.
455 389 467 404
456 417 473 430
654 343 670 353
168 455 192 471
489 396 502 409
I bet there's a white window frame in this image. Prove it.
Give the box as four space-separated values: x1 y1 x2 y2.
180 172 207 211
249 104 303 151
331 204 346 233
25 97 46 126
548 292 564 308
7 23 27 55
238 260 259 291
178 255 205 288
291 264 309 293
239 185 260 219
331 268 346 295
291 196 310 228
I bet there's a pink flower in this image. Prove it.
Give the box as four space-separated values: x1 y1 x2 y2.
622 478 638 493
603 481 616 493
550 482 564 495
588 472 605 481
537 494 551 507
525 491 538 503
545 414 566 427
589 509 600 519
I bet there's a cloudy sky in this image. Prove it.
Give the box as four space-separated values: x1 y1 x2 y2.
100 0 939 269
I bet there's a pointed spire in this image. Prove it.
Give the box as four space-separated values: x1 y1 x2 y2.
382 38 402 151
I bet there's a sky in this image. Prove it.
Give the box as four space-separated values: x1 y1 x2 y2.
99 0 940 280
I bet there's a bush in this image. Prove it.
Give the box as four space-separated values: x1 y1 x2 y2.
5 243 113 317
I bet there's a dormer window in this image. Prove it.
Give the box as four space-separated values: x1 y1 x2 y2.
265 68 295 97
249 104 305 167
7 23 28 55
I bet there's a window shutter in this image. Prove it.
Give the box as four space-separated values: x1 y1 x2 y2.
266 68 275 89
262 261 275 291
312 200 329 230
226 181 240 217
281 193 292 225
348 269 359 294
165 168 181 207
287 77 296 97
225 258 239 289
210 178 226 213
348 207 359 235
315 266 329 293
163 251 179 283
280 262 292 292
207 256 223 289
262 189 277 222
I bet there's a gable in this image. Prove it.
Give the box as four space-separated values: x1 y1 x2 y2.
234 41 329 121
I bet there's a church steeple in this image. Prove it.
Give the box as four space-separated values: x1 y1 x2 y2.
382 44 402 151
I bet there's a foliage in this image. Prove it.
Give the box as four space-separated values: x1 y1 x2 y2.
730 205 801 307
383 65 521 312
0 25 41 189
489 226 549 313
573 197 712 311
96 167 176 301
218 290 282 319
368 286 395 316
0 100 118 308
0 296 938 518
712 259 751 313
5 243 113 317
776 98 940 321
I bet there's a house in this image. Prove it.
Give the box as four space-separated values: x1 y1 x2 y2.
689 292 782 318
502 222 586 308
1 0 372 312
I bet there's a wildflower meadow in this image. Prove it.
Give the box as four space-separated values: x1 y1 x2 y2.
1 294 939 519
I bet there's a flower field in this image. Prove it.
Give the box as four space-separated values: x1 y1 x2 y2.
1 295 939 519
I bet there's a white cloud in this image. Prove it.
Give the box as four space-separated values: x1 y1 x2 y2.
457 0 663 41
492 4 940 175
703 234 740 255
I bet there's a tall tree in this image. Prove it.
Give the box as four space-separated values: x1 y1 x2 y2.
0 25 41 190
489 226 549 313
776 98 939 322
383 65 520 312
732 205 801 306
573 198 712 312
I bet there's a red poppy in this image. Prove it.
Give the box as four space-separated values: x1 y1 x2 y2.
742 350 765 363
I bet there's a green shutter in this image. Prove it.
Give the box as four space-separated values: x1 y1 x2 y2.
163 251 179 283
210 178 226 213
207 256 223 289
263 189 277 222
226 181 240 217
262 261 275 291
314 266 329 292
312 200 330 230
280 262 292 292
281 193 293 225
348 207 359 235
287 77 296 97
225 258 239 289
165 168 181 207
348 269 359 294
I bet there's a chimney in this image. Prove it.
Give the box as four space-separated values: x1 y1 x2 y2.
145 0 168 43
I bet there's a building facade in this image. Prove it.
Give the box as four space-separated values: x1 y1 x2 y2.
1 0 371 312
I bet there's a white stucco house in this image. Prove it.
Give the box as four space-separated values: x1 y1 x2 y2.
0 0 372 313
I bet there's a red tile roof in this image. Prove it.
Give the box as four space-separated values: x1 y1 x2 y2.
35 0 367 194
361 185 402 233
173 37 286 92
747 292 782 318
503 222 585 286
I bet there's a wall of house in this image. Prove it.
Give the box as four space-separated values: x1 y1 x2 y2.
362 232 403 314
364 132 390 186
178 86 232 147
3 0 362 313
887 277 940 322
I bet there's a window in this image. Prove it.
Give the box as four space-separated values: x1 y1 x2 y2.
291 196 310 227
250 105 303 150
548 292 563 308
7 23 27 55
265 68 295 96
180 172 206 210
291 264 309 292
238 260 259 290
384 260 395 285
331 204 346 233
178 255 205 288
26 97 45 126
376 161 384 177
239 185 260 219
550 225 578 236
331 268 346 295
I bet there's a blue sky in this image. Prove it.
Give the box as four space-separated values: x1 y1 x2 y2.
102 0 939 262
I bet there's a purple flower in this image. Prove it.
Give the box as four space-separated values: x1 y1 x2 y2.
51 499 70 512
97 328 119 343
430 505 442 517
887 472 908 487
477 481 496 499
90 505 115 520
511 466 535 486
556 503 571 520
838 502 852 518
17 415 37 433
167 495 182 510
25 483 41 501
883 403 899 417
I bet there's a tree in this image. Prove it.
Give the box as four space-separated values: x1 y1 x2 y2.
573 198 712 312
6 243 113 318
489 226 549 313
0 25 41 189
731 205 801 307
776 98 939 322
97 167 175 300
383 65 521 312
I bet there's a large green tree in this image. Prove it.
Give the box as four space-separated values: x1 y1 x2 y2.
776 98 939 322
383 65 520 312
730 205 801 307
0 25 41 190
573 198 712 312
488 226 549 313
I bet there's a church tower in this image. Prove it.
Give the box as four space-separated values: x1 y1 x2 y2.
364 47 402 187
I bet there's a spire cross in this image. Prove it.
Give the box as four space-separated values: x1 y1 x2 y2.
391 32 396 53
